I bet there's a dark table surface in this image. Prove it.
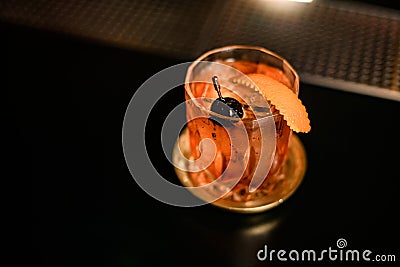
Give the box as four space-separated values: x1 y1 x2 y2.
6 23 399 266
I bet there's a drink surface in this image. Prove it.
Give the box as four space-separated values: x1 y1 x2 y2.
185 60 293 202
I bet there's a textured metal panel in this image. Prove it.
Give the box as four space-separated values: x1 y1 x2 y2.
1 0 400 100
210 0 400 100
0 0 220 57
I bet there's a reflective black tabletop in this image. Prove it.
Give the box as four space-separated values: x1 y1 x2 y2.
6 23 399 266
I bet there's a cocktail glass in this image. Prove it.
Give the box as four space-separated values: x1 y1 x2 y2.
173 45 307 213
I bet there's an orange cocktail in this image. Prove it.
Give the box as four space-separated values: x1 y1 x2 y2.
183 46 310 204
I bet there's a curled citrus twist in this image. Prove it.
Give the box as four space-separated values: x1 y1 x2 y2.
247 73 311 133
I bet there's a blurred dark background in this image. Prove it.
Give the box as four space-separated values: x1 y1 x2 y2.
2 0 400 100
4 1 399 267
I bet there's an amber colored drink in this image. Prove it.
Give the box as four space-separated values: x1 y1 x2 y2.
184 46 299 202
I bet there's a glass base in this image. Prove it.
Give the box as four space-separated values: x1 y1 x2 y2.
173 128 307 213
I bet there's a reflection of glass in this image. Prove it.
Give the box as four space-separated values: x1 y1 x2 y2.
174 46 307 213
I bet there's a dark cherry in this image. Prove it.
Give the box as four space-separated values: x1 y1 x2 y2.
211 97 244 118
210 76 243 119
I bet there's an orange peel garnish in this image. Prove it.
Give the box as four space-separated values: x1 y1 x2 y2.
247 73 311 133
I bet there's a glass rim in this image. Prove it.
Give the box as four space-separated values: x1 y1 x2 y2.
184 45 299 122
